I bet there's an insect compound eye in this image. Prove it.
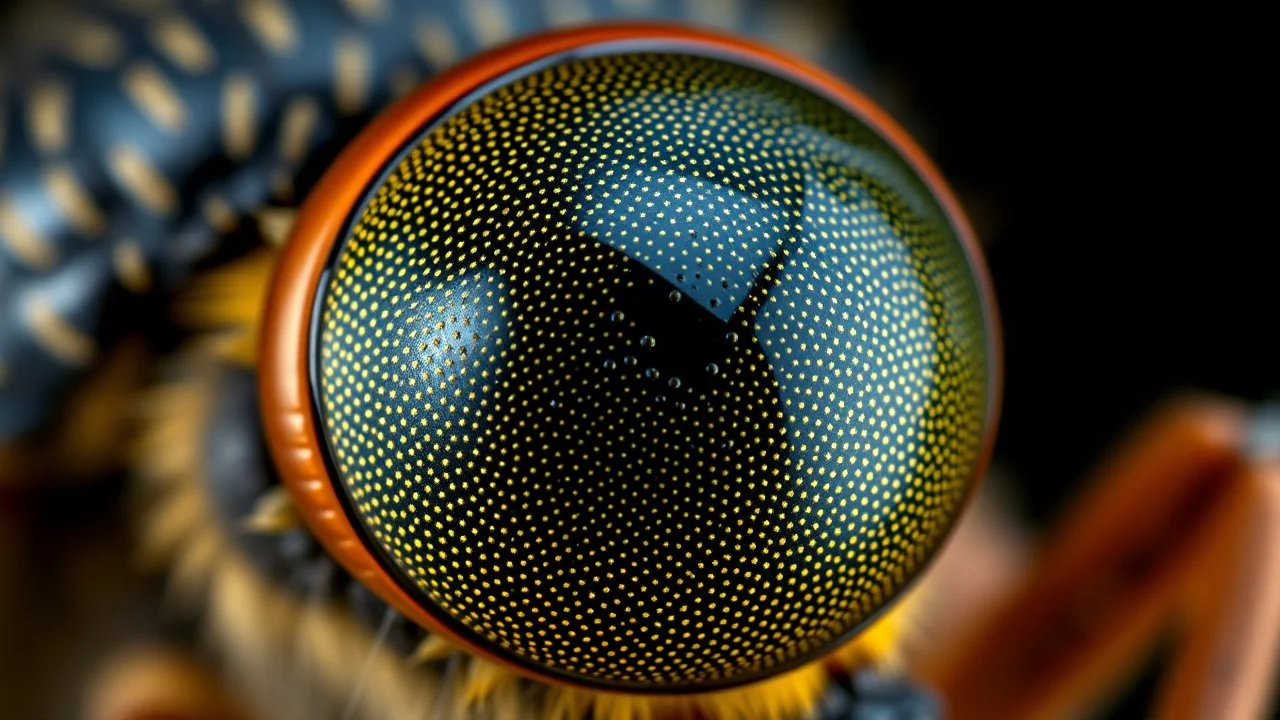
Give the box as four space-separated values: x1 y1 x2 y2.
261 27 999 694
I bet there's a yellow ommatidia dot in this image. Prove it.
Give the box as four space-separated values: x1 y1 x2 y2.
316 51 992 690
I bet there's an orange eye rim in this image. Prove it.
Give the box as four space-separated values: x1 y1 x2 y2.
258 22 1003 692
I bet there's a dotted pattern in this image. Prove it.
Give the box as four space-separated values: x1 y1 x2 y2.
317 52 990 689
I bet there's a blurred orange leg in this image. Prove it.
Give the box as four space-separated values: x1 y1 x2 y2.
920 397 1280 720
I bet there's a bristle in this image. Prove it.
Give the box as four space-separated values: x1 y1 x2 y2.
254 206 298 247
826 590 919 675
299 602 351 683
539 648 841 720
592 693 650 720
175 251 276 323
300 592 428 720
134 382 210 485
167 526 224 608
207 556 287 701
410 634 456 665
544 687 590 720
136 482 203 567
174 249 277 365
462 659 513 705
205 328 260 367
242 486 301 534
490 682 524 720
131 311 440 720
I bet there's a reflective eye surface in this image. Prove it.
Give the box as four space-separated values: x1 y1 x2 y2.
313 49 994 690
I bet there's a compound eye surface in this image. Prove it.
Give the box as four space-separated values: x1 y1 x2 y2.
294 41 996 692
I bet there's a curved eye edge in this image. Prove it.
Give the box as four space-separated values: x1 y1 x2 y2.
257 23 1002 693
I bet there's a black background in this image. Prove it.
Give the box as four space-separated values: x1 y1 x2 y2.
853 3 1274 521
850 9 1274 714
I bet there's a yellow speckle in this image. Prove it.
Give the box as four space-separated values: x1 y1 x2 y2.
688 0 744 29
543 0 593 27
25 295 97 365
413 16 459 69
1 194 57 270
113 239 152 294
278 95 320 163
389 64 421 99
122 61 188 133
60 16 128 68
341 0 388 23
43 165 106 237
239 0 299 56
27 78 71 153
108 144 178 215
333 35 371 116
149 12 217 73
464 0 514 48
201 195 239 233
221 73 259 160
